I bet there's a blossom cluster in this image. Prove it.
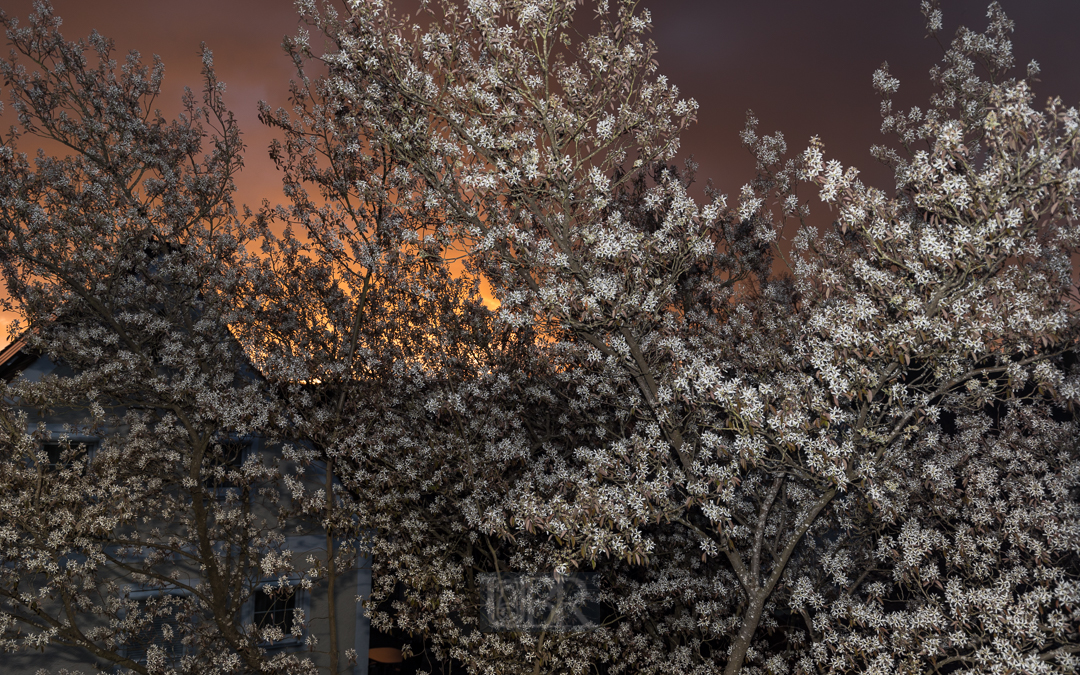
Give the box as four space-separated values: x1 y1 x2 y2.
0 1 1077 674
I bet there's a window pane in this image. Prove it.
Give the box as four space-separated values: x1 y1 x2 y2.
44 442 63 467
43 440 98 470
254 587 296 640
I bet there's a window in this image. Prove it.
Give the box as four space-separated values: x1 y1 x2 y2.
254 586 297 640
251 581 306 648
120 591 188 666
42 438 98 471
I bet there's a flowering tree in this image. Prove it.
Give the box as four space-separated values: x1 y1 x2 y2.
765 3 1080 671
0 6 348 674
0 0 1076 674
299 0 1080 672
236 10 601 671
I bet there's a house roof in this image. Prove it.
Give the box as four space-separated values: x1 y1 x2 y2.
0 335 35 383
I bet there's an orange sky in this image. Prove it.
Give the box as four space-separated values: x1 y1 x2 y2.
1 0 1078 343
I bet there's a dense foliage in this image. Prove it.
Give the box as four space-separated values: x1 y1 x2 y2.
0 1 1077 674
0 6 349 673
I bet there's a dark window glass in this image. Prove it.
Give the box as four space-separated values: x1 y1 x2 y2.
254 586 296 641
43 440 98 470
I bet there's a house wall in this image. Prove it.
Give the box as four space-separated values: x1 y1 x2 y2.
0 349 373 674
0 561 366 675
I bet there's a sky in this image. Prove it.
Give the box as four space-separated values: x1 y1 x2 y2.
0 0 1078 337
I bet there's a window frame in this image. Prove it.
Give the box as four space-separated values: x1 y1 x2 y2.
243 575 308 650
40 435 99 472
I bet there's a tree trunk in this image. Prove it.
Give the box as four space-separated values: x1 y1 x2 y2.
723 590 768 675
326 457 340 674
